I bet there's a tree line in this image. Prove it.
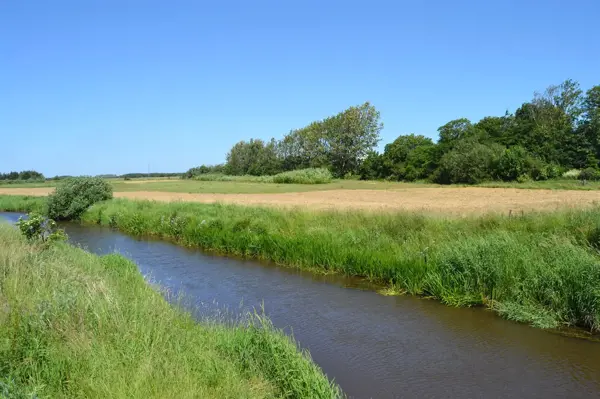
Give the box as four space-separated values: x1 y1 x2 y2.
0 170 45 181
188 102 382 178
187 79 600 183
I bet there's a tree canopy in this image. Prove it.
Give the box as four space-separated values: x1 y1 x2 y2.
185 80 600 184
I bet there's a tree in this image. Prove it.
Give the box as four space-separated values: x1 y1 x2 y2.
434 141 504 184
359 151 385 180
225 138 281 176
474 114 515 146
581 86 600 166
381 134 436 180
438 119 476 146
322 102 383 177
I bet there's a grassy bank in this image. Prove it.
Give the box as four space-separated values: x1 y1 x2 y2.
0 224 341 398
1 195 600 332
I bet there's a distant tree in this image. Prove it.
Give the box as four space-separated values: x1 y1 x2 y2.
434 140 504 184
474 114 515 146
323 102 383 177
381 134 436 180
359 151 385 180
225 138 281 176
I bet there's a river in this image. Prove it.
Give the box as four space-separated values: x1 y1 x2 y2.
2 212 599 398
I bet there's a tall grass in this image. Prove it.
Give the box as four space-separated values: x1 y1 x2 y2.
193 168 333 184
2 194 600 332
0 224 341 398
0 195 46 213
77 199 600 332
272 168 333 184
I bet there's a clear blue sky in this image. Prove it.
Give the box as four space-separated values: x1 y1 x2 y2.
2 0 599 176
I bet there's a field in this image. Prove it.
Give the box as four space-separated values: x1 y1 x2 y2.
2 180 600 214
0 224 340 398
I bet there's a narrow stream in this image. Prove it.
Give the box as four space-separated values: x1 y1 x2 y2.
2 212 600 398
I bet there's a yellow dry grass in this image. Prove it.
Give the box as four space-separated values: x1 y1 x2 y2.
2 187 600 214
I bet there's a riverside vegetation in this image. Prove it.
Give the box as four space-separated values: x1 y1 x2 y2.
1 189 600 333
0 181 341 398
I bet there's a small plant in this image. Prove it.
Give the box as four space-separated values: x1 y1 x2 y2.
563 169 581 179
47 177 113 220
16 213 67 243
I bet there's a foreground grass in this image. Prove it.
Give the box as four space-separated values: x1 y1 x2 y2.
0 224 341 398
2 195 600 332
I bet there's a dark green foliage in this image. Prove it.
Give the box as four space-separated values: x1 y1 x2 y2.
187 80 600 184
379 134 437 181
220 102 382 178
225 138 281 176
119 172 182 178
434 141 504 184
46 177 113 220
185 164 225 178
359 151 385 180
0 170 44 181
579 167 600 181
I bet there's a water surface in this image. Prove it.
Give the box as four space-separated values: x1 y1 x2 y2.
2 212 599 398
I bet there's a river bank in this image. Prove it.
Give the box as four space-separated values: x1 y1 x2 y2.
1 194 599 333
0 223 340 398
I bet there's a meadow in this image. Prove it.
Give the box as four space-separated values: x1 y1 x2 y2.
0 223 341 398
1 194 599 333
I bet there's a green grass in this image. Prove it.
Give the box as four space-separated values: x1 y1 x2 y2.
478 179 600 190
0 180 57 188
73 198 600 332
0 224 341 398
0 195 47 213
2 195 600 333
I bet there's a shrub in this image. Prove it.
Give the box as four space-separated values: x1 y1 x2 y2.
434 141 504 184
579 167 599 181
46 177 113 220
563 169 581 179
493 146 531 181
16 213 67 243
272 168 333 184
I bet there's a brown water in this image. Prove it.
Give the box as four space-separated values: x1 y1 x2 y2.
2 212 600 398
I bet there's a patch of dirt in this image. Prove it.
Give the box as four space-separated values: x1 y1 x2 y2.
2 187 600 215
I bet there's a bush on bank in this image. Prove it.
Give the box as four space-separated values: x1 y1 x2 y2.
46 177 113 220
0 224 341 398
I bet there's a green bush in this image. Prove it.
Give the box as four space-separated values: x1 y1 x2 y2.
191 168 333 184
46 177 113 220
272 168 333 184
434 141 504 184
16 213 67 243
579 167 599 181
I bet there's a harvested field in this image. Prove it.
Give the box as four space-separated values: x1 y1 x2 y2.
2 187 600 214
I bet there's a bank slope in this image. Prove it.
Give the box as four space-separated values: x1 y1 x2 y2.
0 224 341 399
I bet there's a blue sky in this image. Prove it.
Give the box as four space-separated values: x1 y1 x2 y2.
1 0 599 176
